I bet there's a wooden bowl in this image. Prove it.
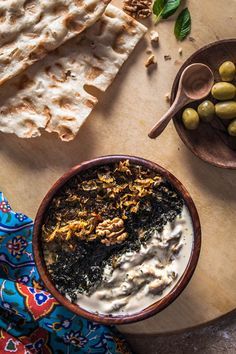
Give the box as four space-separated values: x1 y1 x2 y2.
172 39 236 169
33 155 201 325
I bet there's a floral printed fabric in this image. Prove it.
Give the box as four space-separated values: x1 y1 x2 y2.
0 192 131 354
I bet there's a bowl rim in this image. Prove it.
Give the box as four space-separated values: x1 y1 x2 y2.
33 155 201 325
171 38 236 169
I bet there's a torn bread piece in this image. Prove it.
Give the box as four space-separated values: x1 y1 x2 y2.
0 0 110 86
0 5 147 141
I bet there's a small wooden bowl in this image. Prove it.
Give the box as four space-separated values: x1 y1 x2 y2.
172 39 236 169
33 155 201 325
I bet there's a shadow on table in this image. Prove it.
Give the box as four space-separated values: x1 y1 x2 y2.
184 145 236 203
0 120 97 170
124 310 236 354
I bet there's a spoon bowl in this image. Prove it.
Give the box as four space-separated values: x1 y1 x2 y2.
148 63 214 139
181 63 214 100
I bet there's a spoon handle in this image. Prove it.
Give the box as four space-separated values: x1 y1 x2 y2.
148 95 190 139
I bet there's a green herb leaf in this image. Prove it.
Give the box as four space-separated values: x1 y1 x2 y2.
153 0 181 22
153 0 167 22
174 8 191 41
162 0 181 19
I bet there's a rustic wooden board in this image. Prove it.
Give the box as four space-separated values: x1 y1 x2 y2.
0 0 236 334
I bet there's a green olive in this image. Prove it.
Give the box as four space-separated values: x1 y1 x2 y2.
197 100 215 122
219 61 236 82
182 108 199 130
215 101 236 119
211 82 236 100
228 119 236 136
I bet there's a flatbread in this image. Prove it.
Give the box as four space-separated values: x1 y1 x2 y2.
0 0 110 86
0 5 147 141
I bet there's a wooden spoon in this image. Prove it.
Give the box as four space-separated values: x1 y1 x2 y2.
148 63 214 139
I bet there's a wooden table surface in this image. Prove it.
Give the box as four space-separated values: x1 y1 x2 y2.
0 0 236 334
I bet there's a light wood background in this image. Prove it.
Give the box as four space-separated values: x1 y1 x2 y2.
0 0 236 334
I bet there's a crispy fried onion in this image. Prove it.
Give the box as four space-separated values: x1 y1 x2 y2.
44 216 128 246
44 160 163 245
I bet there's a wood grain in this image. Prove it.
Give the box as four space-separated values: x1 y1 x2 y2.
33 155 201 325
172 39 236 169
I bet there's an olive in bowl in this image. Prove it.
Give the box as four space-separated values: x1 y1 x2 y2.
228 119 236 136
182 108 200 130
211 82 236 101
197 100 215 122
219 61 236 82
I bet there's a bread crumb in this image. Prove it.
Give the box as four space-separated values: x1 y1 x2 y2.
150 30 159 44
164 55 171 61
165 93 170 102
146 48 153 54
145 54 156 68
178 47 183 56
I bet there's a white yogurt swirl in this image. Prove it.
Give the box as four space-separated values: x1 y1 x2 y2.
69 205 193 316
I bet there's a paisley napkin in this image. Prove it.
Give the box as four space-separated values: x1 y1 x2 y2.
0 192 131 354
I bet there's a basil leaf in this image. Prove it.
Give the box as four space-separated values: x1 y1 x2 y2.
153 0 181 22
153 0 168 22
174 8 191 41
162 0 181 19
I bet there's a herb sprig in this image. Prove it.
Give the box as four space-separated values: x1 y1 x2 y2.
152 0 192 41
153 0 181 22
174 8 191 41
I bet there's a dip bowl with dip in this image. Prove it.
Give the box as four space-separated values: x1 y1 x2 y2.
33 155 201 324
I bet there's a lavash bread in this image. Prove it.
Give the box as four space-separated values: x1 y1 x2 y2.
0 0 110 86
0 5 147 141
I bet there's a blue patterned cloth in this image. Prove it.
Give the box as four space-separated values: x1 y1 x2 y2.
0 192 131 353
